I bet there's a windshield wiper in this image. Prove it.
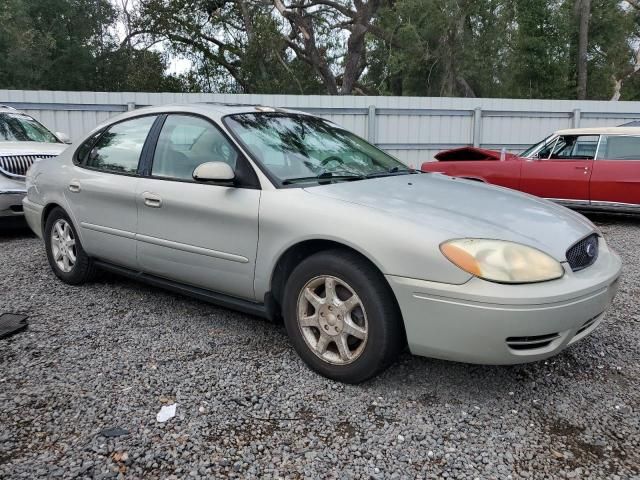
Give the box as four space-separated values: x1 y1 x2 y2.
282 171 364 185
364 166 419 178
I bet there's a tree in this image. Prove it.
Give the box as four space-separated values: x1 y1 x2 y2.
272 0 385 94
0 0 51 89
575 0 591 99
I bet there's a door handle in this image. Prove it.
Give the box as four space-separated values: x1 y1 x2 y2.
68 181 81 193
142 192 162 208
575 166 589 170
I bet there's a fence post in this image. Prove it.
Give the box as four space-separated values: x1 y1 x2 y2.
127 102 136 111
472 107 482 147
367 105 376 144
572 108 581 128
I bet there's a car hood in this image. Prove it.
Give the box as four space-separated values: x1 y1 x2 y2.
0 141 67 156
303 173 595 261
433 146 518 161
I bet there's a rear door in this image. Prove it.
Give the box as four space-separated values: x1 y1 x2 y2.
519 134 597 204
65 115 158 268
590 135 640 211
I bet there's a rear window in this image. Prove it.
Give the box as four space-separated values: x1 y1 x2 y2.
82 116 156 174
597 136 640 160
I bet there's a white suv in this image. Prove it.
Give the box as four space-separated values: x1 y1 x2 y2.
0 105 69 219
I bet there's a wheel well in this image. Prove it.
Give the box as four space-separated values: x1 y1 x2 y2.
268 240 385 320
41 203 63 231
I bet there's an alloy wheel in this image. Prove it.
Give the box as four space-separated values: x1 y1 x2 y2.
296 275 368 365
50 219 76 273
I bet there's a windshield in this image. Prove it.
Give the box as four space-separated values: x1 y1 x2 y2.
224 113 411 185
0 112 60 143
520 134 557 158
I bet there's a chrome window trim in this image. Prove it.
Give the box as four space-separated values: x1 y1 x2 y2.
593 135 603 160
522 134 558 159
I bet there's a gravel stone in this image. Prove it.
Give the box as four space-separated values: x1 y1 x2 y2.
0 215 639 479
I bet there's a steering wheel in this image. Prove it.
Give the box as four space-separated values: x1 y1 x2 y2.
320 155 345 167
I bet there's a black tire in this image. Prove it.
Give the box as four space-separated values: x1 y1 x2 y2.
282 249 405 384
44 207 96 285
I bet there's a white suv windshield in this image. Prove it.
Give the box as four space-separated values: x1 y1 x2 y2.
224 113 411 185
0 112 59 143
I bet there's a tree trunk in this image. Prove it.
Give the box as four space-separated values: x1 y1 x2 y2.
576 0 590 100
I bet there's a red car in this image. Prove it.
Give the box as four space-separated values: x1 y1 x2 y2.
421 127 640 214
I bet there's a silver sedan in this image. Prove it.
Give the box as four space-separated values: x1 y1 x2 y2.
23 104 622 383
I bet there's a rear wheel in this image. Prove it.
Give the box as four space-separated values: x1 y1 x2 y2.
283 250 405 383
44 208 95 284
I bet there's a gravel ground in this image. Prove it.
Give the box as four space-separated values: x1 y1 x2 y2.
0 214 638 480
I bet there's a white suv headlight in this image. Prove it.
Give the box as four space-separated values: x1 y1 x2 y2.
440 239 564 284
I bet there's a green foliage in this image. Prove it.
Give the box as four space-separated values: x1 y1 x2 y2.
0 0 179 91
364 0 639 99
0 0 639 99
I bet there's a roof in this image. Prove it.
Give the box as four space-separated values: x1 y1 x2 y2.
555 126 640 136
618 120 640 127
84 102 315 138
190 102 309 116
0 104 20 113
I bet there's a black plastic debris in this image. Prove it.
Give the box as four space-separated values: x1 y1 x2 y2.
0 313 28 339
99 427 129 438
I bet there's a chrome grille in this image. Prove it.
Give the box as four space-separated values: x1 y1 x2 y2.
0 154 56 178
566 234 599 272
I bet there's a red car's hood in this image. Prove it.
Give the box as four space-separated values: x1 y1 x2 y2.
433 146 518 161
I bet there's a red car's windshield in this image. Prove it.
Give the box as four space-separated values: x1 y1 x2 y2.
520 135 554 158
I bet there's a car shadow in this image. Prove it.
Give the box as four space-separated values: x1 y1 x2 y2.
360 346 603 405
0 218 34 242
582 211 640 226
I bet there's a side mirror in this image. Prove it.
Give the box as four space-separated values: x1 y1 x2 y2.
56 132 72 144
193 161 235 183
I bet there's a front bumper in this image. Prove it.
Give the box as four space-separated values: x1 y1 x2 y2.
0 181 27 217
388 242 622 365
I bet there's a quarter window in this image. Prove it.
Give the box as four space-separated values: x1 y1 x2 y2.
84 115 157 174
75 130 104 165
596 136 640 160
152 115 238 181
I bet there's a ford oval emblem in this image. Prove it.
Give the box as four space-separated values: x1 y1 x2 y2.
586 243 595 258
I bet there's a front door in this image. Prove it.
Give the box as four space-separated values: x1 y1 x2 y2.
135 114 261 300
65 115 158 268
519 134 597 204
590 135 640 211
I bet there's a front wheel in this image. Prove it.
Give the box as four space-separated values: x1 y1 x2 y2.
282 250 405 383
44 207 95 284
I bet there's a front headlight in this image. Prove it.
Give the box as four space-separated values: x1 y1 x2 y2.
440 239 564 284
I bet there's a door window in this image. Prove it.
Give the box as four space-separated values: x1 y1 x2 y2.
596 136 640 160
83 115 157 174
538 135 599 160
152 115 238 181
